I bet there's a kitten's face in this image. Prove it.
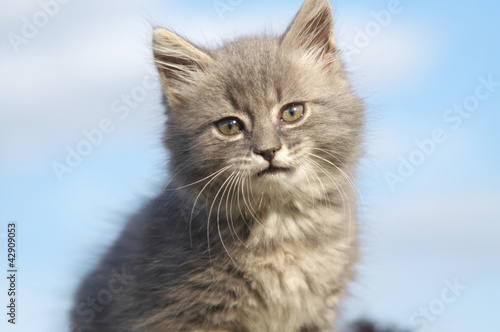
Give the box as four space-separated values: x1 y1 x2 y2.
154 0 363 201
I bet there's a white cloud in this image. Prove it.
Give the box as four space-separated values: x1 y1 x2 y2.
336 13 440 92
374 187 500 258
0 1 166 166
0 0 40 24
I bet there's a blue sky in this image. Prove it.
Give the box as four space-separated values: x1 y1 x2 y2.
1 0 499 331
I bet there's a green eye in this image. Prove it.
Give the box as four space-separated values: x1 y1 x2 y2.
216 118 243 136
281 104 305 123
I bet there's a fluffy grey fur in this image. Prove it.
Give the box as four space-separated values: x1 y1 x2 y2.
71 0 364 331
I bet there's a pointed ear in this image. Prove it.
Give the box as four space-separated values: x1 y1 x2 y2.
282 0 336 58
153 28 213 107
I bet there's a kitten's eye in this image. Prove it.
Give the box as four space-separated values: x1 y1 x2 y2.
216 118 244 136
281 104 305 123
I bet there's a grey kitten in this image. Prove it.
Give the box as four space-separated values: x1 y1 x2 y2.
71 0 364 331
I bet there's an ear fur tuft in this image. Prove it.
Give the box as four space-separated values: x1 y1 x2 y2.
282 0 336 58
153 28 213 107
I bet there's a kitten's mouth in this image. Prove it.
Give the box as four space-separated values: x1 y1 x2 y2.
257 166 290 177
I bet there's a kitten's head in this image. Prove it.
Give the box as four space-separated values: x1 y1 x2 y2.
153 0 363 204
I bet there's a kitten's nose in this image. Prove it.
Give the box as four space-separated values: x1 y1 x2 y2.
254 146 282 162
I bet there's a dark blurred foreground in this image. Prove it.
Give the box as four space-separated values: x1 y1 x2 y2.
347 319 412 332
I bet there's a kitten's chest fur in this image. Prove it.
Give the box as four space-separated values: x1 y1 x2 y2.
231 205 355 331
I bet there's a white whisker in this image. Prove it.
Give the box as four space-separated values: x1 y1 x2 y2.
189 165 233 247
209 172 238 265
308 157 349 219
312 148 365 207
